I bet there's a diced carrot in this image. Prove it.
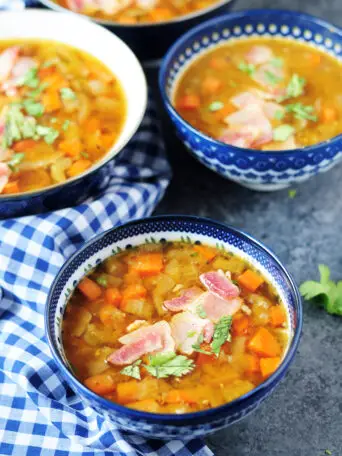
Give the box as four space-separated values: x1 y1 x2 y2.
84 373 116 395
248 327 281 357
148 7 172 21
237 269 264 292
122 283 147 301
123 271 142 285
42 90 62 113
193 244 217 261
117 378 158 404
232 314 251 336
269 305 286 327
58 139 83 157
129 253 163 277
66 159 92 178
104 287 122 307
177 94 201 110
84 117 101 133
260 357 281 378
214 102 235 121
41 73 68 91
164 386 212 405
78 277 102 301
307 53 321 67
201 76 221 95
209 57 227 70
2 181 19 194
244 354 260 373
12 139 37 152
321 106 338 123
38 65 55 79
127 399 160 412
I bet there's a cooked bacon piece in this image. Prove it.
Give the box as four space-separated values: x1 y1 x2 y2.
245 45 274 66
230 91 263 109
200 270 240 300
189 292 242 323
219 126 259 148
163 287 203 312
0 46 19 83
1 57 37 96
119 321 175 353
107 332 163 365
170 311 213 355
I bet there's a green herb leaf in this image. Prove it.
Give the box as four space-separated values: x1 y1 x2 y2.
264 70 283 85
36 125 59 145
300 265 342 316
288 189 297 199
325 450 332 455
211 315 232 355
283 74 306 100
18 68 39 89
274 110 285 121
60 87 77 100
7 152 25 172
192 344 213 355
273 124 295 142
286 103 317 121
62 120 70 131
144 352 195 379
2 105 24 148
23 100 44 117
208 101 224 112
21 117 37 139
270 57 283 68
28 82 49 98
187 330 197 338
81 151 89 158
196 304 207 318
95 276 108 288
41 60 54 68
120 360 142 380
238 61 255 76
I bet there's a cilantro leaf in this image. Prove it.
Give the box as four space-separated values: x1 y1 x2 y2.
300 265 342 316
274 110 285 121
95 276 107 287
281 74 306 101
187 330 197 338
196 304 207 318
36 125 59 145
60 87 77 100
23 100 44 117
62 120 70 131
18 68 39 89
192 344 212 355
208 101 224 112
273 124 295 142
238 61 255 76
144 352 194 379
270 57 283 68
264 70 283 85
286 103 317 121
288 189 297 199
7 152 25 172
211 315 232 355
28 82 49 99
120 360 142 380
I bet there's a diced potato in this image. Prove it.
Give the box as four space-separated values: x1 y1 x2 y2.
117 378 159 404
164 258 181 282
127 399 161 413
154 273 175 295
212 256 245 274
249 294 271 325
221 380 255 402
99 305 126 327
83 322 118 346
121 298 154 319
104 257 127 276
231 336 247 357
161 403 194 414
85 346 113 377
69 307 92 337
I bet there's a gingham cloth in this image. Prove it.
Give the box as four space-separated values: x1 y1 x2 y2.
0 86 213 456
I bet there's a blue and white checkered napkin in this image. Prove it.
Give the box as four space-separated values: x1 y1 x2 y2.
0 94 212 456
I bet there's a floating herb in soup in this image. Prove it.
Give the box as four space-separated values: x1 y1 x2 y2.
0 40 126 196
174 38 342 151
56 0 221 24
62 241 290 414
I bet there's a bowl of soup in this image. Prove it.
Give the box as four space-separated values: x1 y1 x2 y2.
0 9 147 218
159 9 342 191
46 215 302 438
38 0 236 62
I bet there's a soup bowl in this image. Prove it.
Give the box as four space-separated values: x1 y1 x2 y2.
38 0 236 62
159 9 342 191
0 9 147 218
46 215 302 439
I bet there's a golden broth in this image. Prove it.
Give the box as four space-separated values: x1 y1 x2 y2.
62 241 290 414
0 39 126 196
174 38 342 150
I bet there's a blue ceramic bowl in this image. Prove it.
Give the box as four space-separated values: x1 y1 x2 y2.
159 10 342 191
38 0 236 62
0 10 147 219
46 215 302 439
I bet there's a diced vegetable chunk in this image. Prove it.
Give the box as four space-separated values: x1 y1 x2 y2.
269 305 286 327
84 373 116 395
260 357 281 378
238 269 264 292
78 277 102 301
248 327 281 357
130 253 164 277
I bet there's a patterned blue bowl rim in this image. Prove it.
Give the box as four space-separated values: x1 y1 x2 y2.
45 215 303 423
159 8 342 158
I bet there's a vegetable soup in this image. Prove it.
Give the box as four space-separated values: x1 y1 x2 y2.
55 0 221 24
0 40 126 196
63 241 290 414
174 38 342 151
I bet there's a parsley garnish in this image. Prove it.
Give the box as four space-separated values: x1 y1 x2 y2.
144 352 195 379
36 125 59 145
270 57 283 68
274 110 285 121
282 74 306 100
62 120 70 131
211 315 232 355
60 87 76 100
288 189 297 199
196 304 207 318
273 125 295 142
120 360 142 380
18 68 39 89
28 82 49 99
7 153 25 172
286 103 317 121
264 70 282 85
300 265 342 316
208 101 224 112
95 276 107 287
238 61 256 76
81 151 89 158
187 330 197 338
23 100 44 117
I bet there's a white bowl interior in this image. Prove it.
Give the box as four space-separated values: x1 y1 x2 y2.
0 10 147 176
